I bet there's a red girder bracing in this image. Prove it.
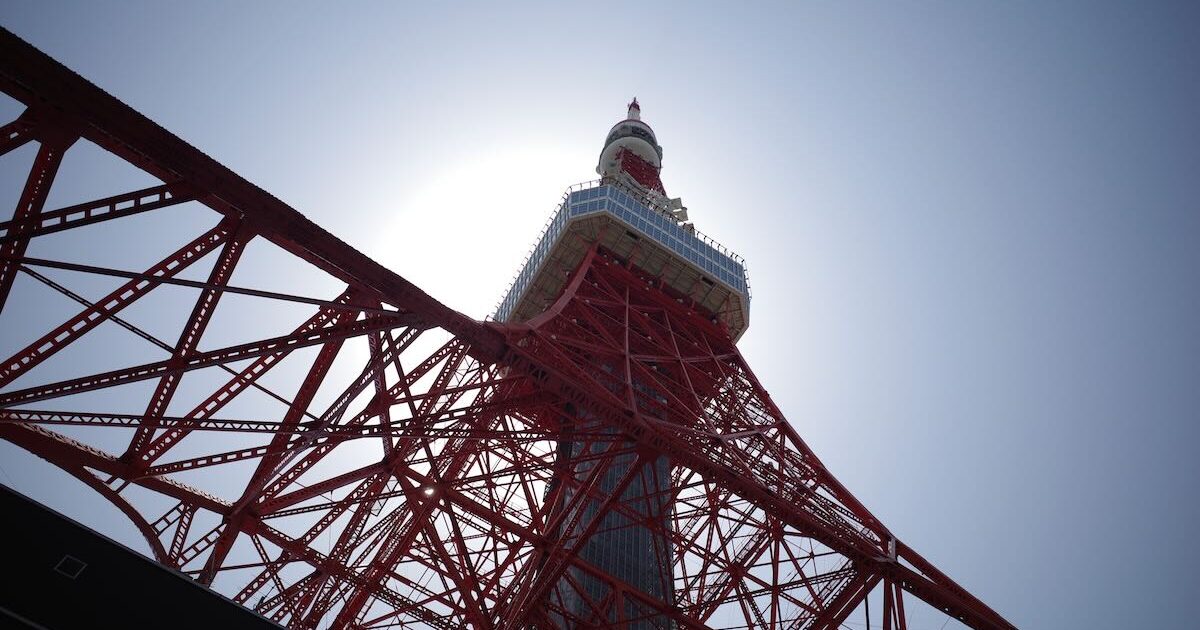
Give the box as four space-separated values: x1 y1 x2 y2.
0 109 39 156
0 27 1015 630
0 220 232 388
0 109 76 315
0 181 196 243
124 221 252 462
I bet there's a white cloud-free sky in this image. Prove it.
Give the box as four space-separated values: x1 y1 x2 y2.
1 2 1197 628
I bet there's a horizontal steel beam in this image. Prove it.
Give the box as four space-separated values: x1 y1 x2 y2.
0 27 503 360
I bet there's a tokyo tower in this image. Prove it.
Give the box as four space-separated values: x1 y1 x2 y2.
0 28 1014 630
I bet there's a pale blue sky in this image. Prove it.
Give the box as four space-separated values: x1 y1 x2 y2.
1 2 1198 628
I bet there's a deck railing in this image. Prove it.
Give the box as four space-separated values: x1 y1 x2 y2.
490 179 751 322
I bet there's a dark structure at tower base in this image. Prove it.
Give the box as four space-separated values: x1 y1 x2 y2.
0 485 282 630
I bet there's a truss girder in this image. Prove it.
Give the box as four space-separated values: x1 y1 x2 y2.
0 26 1013 630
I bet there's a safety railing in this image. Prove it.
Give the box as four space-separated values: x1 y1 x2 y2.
490 180 751 322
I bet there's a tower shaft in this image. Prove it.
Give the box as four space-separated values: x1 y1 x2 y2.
0 29 1015 630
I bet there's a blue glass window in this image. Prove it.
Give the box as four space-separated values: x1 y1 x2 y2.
498 183 750 321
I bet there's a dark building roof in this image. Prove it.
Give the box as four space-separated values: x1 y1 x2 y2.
0 484 283 630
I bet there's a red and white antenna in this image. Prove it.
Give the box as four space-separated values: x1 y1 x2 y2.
597 98 666 194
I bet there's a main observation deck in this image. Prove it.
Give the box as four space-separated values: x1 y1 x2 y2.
495 180 751 340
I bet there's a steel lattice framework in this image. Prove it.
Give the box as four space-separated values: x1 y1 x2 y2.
0 28 1014 630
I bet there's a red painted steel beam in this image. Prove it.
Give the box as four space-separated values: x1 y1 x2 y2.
0 181 196 243
125 222 252 461
0 109 38 156
500 251 1016 628
0 122 75 314
0 314 414 407
0 26 1018 630
12 265 339 428
0 221 232 388
0 420 464 628
0 27 503 360
9 254 401 316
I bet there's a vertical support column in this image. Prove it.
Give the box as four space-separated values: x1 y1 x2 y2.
0 124 77 315
883 578 908 630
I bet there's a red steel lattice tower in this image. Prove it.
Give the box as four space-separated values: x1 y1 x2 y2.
0 30 1014 630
